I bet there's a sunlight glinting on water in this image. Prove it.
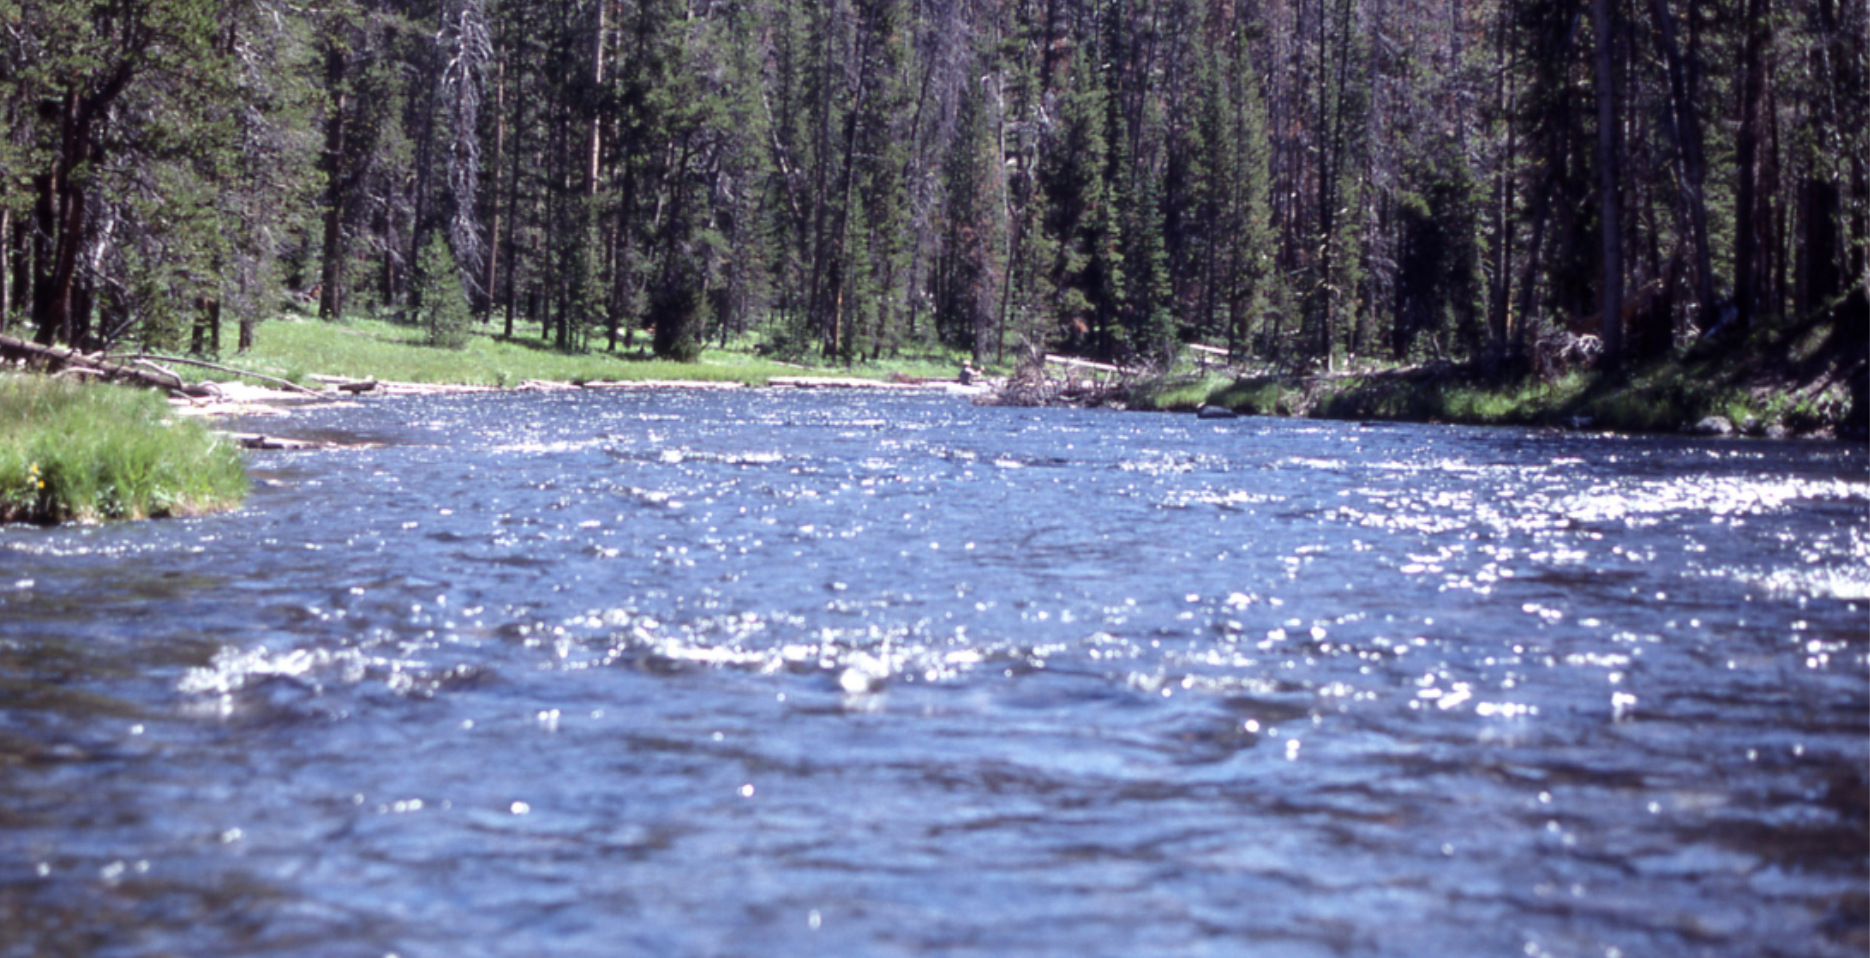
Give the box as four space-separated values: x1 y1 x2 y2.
3 390 1863 958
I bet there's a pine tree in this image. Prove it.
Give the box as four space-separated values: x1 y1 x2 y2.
1040 47 1119 358
936 68 1005 362
1220 12 1281 360
416 232 474 348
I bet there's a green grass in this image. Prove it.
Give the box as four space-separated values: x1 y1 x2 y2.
0 374 248 524
224 316 787 387
221 313 993 389
1128 372 1238 411
1422 374 1592 425
1157 351 1855 437
1143 362 1757 432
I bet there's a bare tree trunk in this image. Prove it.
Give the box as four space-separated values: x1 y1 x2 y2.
6 208 25 333
409 42 441 321
1592 0 1624 370
40 88 111 348
503 48 524 340
587 0 605 201
319 45 348 322
0 208 9 334
827 24 877 363
484 55 505 322
805 4 842 359
1487 5 1516 364
1734 0 1771 332
1650 0 1716 332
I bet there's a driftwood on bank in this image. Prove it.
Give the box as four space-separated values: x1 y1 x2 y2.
115 351 321 395
0 332 190 392
308 374 498 395
578 379 747 390
1043 354 1129 378
225 432 381 451
984 371 1132 408
981 355 1139 408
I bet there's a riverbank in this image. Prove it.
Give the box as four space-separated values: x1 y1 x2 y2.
1129 312 1868 440
0 373 248 524
0 316 994 521
7 385 1861 958
146 315 993 422
213 314 981 391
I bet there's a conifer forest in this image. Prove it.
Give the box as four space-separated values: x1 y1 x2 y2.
0 0 1864 372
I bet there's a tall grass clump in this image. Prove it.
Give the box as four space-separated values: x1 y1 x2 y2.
1208 378 1300 416
0 374 247 524
1130 372 1237 411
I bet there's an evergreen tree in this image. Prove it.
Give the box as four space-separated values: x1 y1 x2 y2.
1039 47 1120 358
415 231 474 348
935 68 1005 363
0 0 1854 375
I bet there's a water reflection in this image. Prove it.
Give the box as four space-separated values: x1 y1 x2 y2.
1 390 1864 956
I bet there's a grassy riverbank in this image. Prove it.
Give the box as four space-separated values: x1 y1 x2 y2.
1133 312 1868 439
0 374 248 524
215 313 981 389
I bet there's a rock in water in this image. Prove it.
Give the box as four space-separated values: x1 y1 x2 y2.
1686 415 1736 437
1197 405 1239 420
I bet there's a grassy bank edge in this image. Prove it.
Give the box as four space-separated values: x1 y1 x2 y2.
208 314 984 390
1131 318 1868 440
1 373 249 525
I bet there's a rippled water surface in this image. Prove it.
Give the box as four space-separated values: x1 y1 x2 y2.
3 389 1865 957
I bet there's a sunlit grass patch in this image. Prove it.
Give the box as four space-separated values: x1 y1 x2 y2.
1427 373 1591 425
1129 373 1237 411
0 374 247 525
1206 378 1299 416
225 315 973 388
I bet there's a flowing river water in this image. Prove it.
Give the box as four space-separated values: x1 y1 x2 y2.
2 389 1865 957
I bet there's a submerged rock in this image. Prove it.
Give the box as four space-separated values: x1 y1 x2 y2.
1197 405 1239 420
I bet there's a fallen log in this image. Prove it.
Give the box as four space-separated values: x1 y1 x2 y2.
225 432 379 451
114 351 321 395
0 333 185 392
308 375 497 395
768 376 945 390
579 379 748 390
229 433 321 450
1044 354 1132 378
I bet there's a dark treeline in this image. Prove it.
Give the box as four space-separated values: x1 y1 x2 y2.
0 0 1864 371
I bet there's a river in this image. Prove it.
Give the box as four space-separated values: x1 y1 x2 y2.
2 389 1865 957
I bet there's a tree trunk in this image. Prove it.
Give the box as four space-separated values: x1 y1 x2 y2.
0 208 9 334
0 333 185 392
7 208 26 333
40 89 99 348
1592 0 1624 370
483 56 505 322
1649 0 1717 333
1486 5 1515 364
409 45 441 322
502 44 524 340
319 46 348 322
1733 0 1771 332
